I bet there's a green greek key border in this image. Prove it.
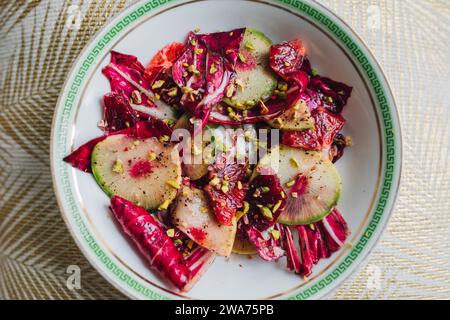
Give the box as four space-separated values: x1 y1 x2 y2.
54 0 397 300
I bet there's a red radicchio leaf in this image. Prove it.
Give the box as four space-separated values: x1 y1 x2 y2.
279 224 301 273
172 29 245 117
102 51 153 105
309 75 352 114
281 107 345 150
110 196 215 292
103 92 139 132
279 209 349 276
245 224 284 261
317 208 349 252
110 195 192 290
63 118 173 173
62 135 108 173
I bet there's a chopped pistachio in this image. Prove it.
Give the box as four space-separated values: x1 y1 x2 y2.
174 239 183 246
245 100 256 107
284 61 291 67
242 201 250 214
325 96 333 103
261 186 270 193
112 159 124 174
183 62 189 67
345 136 353 146
154 93 161 100
131 90 142 104
289 157 300 168
272 200 283 213
195 48 204 54
209 176 220 186
190 39 197 46
209 63 217 74
158 199 171 211
167 87 178 97
200 206 209 213
159 135 170 143
259 206 273 220
151 80 165 90
270 229 280 240
309 224 315 231
237 181 243 190
163 119 175 126
273 117 284 127
221 184 229 193
147 152 156 161
226 85 234 98
166 179 180 189
277 82 288 91
166 228 175 237
133 140 140 146
286 179 296 188
236 211 245 220
311 68 318 76
235 102 244 109
244 42 254 51
280 191 286 198
238 52 246 63
193 27 200 33
187 65 200 74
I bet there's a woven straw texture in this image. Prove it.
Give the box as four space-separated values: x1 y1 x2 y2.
0 0 449 300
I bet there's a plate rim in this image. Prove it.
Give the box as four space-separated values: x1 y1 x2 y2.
50 0 402 300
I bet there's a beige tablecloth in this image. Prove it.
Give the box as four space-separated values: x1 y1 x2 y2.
0 0 449 300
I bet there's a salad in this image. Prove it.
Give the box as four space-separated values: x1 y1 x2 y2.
64 28 353 292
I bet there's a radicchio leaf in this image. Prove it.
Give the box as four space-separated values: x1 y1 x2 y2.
103 92 139 132
245 224 284 261
102 51 152 105
172 28 245 117
110 196 214 292
279 209 349 276
309 76 352 114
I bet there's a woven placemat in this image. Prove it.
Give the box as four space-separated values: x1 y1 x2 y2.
1 0 449 300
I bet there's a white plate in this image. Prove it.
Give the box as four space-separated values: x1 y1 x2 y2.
51 0 402 300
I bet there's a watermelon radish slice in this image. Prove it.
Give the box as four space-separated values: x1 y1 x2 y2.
255 145 341 225
173 186 237 257
224 29 277 109
91 134 181 210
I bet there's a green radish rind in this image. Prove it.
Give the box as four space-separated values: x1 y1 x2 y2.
225 29 277 109
91 134 181 210
254 145 342 225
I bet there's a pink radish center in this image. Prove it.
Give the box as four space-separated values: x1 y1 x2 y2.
129 160 153 178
